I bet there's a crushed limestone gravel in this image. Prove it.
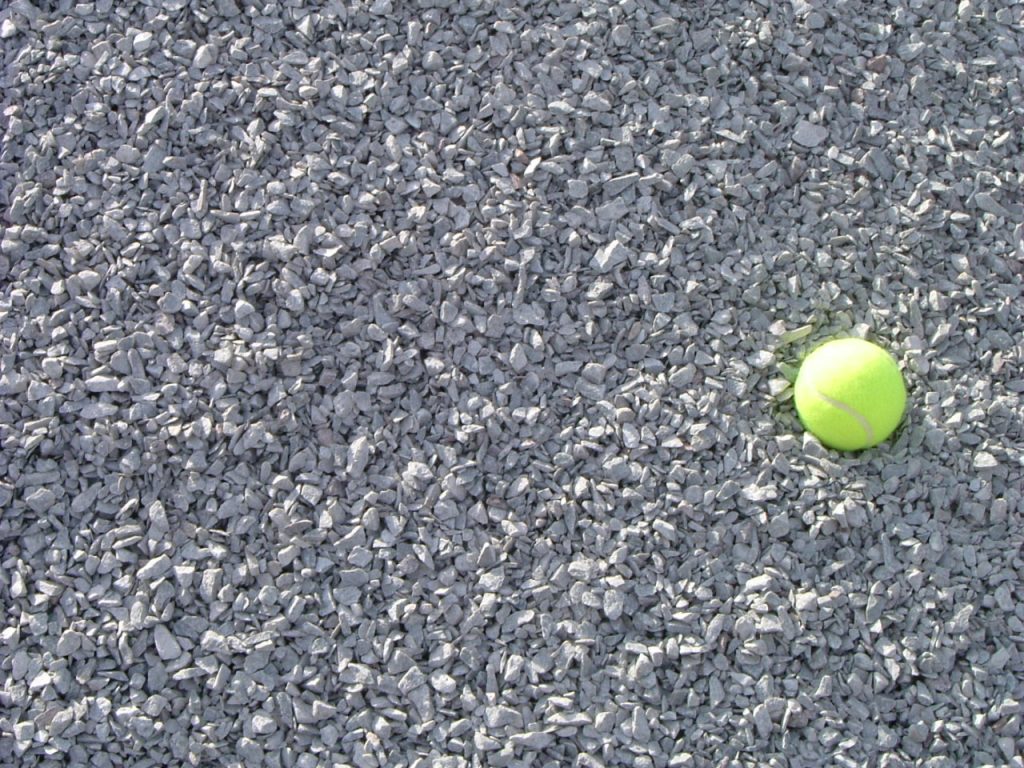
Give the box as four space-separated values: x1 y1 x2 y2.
1 1 1023 766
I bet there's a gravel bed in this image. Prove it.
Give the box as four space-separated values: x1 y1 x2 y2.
1 1 1023 766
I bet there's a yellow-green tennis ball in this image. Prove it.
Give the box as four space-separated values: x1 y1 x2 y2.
794 338 906 451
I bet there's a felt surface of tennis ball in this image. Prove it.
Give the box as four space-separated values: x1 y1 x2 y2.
794 338 906 451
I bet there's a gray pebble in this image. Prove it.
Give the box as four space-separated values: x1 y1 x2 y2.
582 92 612 111
347 436 370 476
24 487 56 514
137 554 172 581
152 625 182 661
567 179 589 199
510 731 554 750
603 588 625 620
509 343 529 373
55 629 83 656
423 51 443 71
133 31 155 54
592 240 631 272
605 173 639 196
193 44 217 68
793 120 828 148
251 713 277 735
973 451 999 469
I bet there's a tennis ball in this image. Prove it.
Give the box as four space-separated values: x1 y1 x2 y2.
793 338 906 451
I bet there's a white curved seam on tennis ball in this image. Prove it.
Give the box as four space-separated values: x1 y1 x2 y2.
812 386 875 444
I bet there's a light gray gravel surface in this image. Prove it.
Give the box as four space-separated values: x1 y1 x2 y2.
2 1 1023 767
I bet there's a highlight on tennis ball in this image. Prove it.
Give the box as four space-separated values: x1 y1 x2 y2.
793 337 906 452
